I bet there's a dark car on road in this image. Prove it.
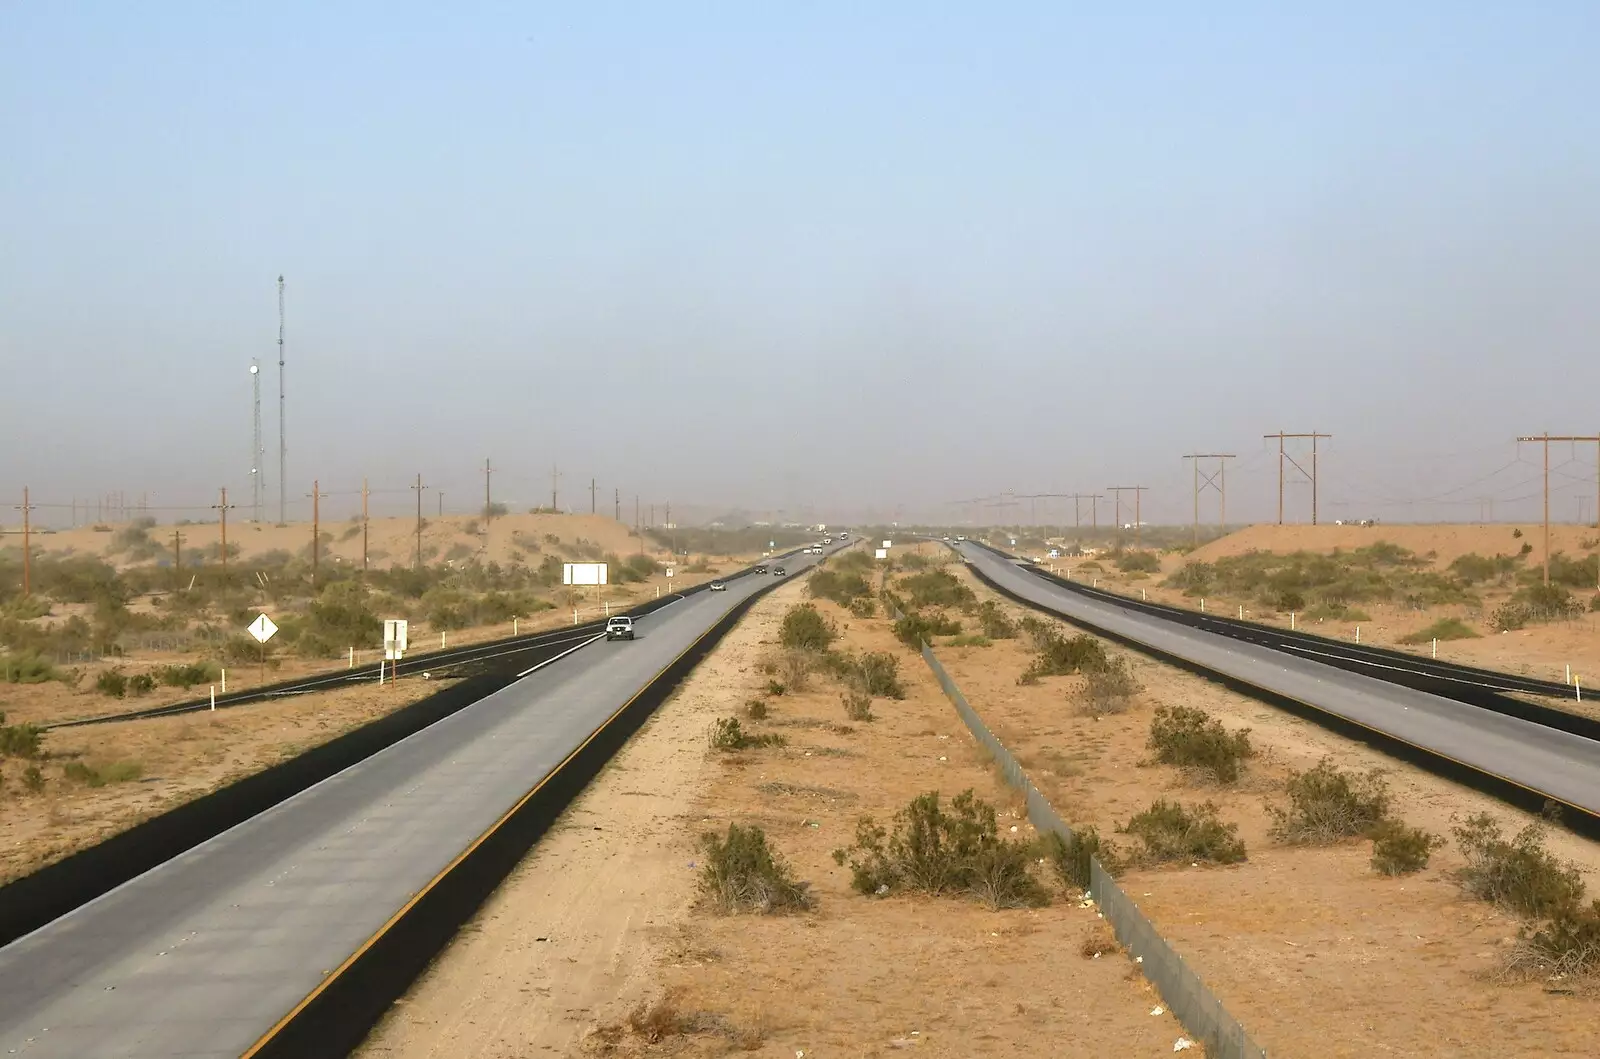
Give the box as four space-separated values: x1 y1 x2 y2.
772 565 786 576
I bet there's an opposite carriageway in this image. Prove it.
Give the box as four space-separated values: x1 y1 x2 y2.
0 542 844 1058
954 541 1600 835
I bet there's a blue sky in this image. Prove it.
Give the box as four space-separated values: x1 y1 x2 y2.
3 3 1599 526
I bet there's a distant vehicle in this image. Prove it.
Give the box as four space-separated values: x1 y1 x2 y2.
753 565 768 574
604 616 635 641
709 580 727 592
943 536 952 542
956 536 967 542
772 565 787 576
837 533 848 541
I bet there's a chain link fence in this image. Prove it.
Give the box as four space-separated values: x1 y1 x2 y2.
910 619 1267 1057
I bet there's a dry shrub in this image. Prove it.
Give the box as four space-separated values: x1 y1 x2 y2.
841 691 874 722
1503 900 1600 984
1147 704 1253 783
1040 826 1119 890
744 698 769 720
1080 922 1119 959
1370 819 1443 876
1081 656 1139 715
699 823 813 914
1452 814 1583 919
1121 800 1246 866
627 993 688 1043
832 789 1049 909
1268 758 1388 844
777 649 815 692
708 717 785 752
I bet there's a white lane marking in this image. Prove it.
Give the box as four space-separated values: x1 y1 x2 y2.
516 634 606 678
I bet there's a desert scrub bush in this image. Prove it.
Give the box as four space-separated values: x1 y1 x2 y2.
976 600 1017 638
808 570 872 607
1040 826 1119 890
945 633 991 647
1451 814 1584 919
699 823 813 914
854 651 905 698
1269 758 1390 844
765 679 785 696
0 653 60 685
847 596 877 618
1505 900 1600 983
776 648 816 692
779 603 836 652
898 569 976 610
832 789 1049 908
1082 656 1139 715
744 698 769 720
63 760 144 787
841 691 874 722
1370 819 1443 876
1147 705 1253 783
95 669 129 698
1021 628 1110 682
157 661 220 689
1120 800 1247 866
127 672 156 696
1164 561 1215 596
1398 618 1479 644
1113 550 1161 574
21 765 44 793
708 717 785 752
0 714 43 759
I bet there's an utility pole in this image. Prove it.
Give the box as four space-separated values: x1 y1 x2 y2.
14 487 34 597
635 495 642 555
1263 431 1332 525
1107 486 1148 548
1183 454 1236 547
277 275 286 526
590 477 597 514
412 473 427 570
212 488 236 574
550 464 562 512
171 530 186 590
614 488 620 522
306 480 329 588
361 477 370 574
666 502 673 557
1516 433 1600 585
484 458 493 523
1064 493 1101 531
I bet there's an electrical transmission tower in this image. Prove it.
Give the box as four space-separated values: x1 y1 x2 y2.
1516 432 1600 586
1183 453 1236 546
1106 486 1148 547
1264 431 1331 524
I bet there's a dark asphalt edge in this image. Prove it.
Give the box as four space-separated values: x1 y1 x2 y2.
963 559 1600 843
245 565 789 1058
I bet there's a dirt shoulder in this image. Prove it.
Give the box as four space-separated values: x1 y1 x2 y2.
360 573 1190 1058
943 560 1600 1058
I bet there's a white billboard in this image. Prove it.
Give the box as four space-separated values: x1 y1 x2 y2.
563 562 608 586
881 540 892 549
874 548 888 560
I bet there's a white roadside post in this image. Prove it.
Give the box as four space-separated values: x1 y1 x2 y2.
210 685 216 711
383 619 408 686
247 613 278 685
221 668 227 693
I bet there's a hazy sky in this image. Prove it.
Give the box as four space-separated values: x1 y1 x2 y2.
4 3 1599 529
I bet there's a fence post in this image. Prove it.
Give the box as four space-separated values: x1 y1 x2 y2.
221 668 227 693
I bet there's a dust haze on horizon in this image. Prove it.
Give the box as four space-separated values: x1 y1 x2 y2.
3 5 1598 532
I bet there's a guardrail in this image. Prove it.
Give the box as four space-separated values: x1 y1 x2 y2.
910 628 1266 1058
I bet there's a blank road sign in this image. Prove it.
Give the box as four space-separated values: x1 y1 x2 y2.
875 549 888 559
881 540 892 549
384 619 409 660
247 614 278 644
563 562 608 586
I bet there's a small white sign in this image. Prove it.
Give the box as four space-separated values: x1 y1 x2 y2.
384 619 409 660
769 540 775 548
881 540 892 549
563 562 608 586
665 568 674 579
247 613 278 644
1010 538 1017 546
874 548 888 560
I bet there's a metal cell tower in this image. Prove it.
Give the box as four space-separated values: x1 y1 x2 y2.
277 275 286 525
250 358 263 523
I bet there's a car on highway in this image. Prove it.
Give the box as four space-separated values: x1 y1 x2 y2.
604 616 635 641
753 565 768 574
709 580 727 591
772 565 787 576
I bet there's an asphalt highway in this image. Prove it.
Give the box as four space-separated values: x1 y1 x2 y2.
0 545 839 1058
958 543 1600 817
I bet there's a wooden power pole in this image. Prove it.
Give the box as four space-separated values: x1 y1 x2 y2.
362 478 370 574
1264 431 1332 524
212 487 236 574
14 487 34 597
1107 486 1148 548
412 473 428 570
1517 433 1600 585
590 477 597 514
1183 454 1236 547
306 480 329 588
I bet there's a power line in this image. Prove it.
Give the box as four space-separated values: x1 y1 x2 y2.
1264 431 1331 524
1515 433 1600 586
1183 454 1235 546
